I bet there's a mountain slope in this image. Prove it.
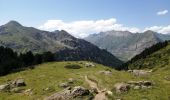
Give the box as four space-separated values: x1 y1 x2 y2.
126 40 170 69
0 21 123 67
85 30 162 61
0 61 170 100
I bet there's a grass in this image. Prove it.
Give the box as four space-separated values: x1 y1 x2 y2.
0 61 170 100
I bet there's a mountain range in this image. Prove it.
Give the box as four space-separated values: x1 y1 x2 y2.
0 21 122 67
85 30 170 61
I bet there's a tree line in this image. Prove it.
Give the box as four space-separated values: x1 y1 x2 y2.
0 46 55 76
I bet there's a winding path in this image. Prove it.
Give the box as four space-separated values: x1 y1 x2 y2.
85 76 107 100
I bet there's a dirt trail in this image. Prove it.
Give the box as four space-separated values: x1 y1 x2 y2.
85 75 107 100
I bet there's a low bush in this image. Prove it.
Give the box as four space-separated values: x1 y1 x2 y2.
64 64 82 69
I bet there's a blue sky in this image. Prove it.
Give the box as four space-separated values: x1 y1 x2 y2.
0 0 170 37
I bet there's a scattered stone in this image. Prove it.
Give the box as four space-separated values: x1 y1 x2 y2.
106 91 112 96
0 84 10 91
0 78 26 93
127 70 133 73
133 86 140 90
98 70 112 75
84 63 95 67
127 80 152 90
128 70 152 77
15 79 26 87
23 89 33 95
71 86 90 97
114 82 130 93
68 78 75 84
59 82 69 88
164 76 170 81
114 80 153 93
90 87 98 94
45 86 90 100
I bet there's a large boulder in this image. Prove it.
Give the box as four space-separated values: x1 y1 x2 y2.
71 86 90 97
15 79 26 87
45 86 90 100
59 82 69 88
114 82 130 93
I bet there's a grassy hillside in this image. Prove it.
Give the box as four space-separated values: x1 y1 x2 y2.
128 41 170 70
0 61 170 100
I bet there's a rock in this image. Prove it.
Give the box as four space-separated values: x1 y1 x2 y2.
59 82 69 88
23 89 33 95
127 70 133 73
106 91 112 96
68 78 75 84
0 84 10 91
127 80 152 90
85 63 95 67
71 86 90 97
15 79 26 87
114 82 130 93
45 86 90 100
133 86 140 90
131 70 151 77
99 70 112 75
164 76 170 81
90 87 98 94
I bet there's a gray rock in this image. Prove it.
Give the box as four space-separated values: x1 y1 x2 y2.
14 79 26 87
114 82 130 93
131 70 151 77
84 63 95 67
133 86 141 90
59 82 69 88
68 78 75 84
45 86 90 100
0 84 10 91
99 70 112 75
71 86 90 97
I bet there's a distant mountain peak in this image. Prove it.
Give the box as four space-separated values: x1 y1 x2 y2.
5 20 22 27
144 30 155 34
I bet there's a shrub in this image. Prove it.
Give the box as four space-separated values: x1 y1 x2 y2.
64 64 82 69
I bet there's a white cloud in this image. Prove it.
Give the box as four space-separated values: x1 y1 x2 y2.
39 18 140 38
157 10 168 15
39 18 170 38
144 25 170 34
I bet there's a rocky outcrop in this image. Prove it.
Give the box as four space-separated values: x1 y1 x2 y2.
114 80 153 93
0 78 26 92
114 82 130 93
44 86 91 100
128 70 152 77
127 81 152 89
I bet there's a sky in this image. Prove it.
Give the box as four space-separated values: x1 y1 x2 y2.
0 0 170 37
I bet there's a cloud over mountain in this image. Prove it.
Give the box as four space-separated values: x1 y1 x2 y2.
39 18 140 38
39 18 170 38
